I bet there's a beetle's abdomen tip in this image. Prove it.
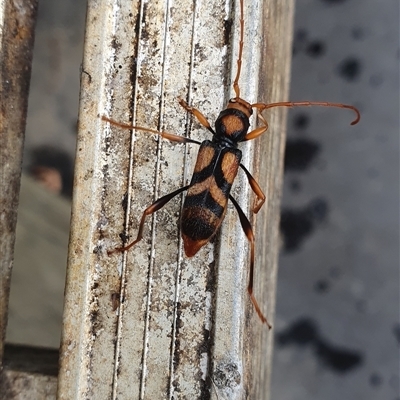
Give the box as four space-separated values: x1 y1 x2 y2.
182 235 206 258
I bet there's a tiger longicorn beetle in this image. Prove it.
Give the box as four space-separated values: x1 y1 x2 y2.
102 0 360 327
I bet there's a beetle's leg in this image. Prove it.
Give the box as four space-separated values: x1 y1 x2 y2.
240 164 266 214
241 110 269 141
102 116 201 145
178 98 216 135
229 195 271 328
108 185 190 255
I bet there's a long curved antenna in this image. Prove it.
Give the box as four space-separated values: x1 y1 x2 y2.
101 116 201 145
232 0 245 99
252 101 361 125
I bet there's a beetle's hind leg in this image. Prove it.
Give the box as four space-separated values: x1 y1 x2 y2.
229 195 271 328
108 185 190 255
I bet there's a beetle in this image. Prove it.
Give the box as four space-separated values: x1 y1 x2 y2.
102 0 360 326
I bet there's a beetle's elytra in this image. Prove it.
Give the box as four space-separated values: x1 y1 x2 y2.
103 0 360 327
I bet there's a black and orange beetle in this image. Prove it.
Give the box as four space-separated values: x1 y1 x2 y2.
103 0 360 326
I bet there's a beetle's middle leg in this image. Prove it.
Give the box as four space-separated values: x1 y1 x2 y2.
108 185 189 255
239 164 266 214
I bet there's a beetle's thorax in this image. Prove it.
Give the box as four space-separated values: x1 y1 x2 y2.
214 97 253 145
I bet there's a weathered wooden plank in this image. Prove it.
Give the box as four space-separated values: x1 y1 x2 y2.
58 0 293 398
